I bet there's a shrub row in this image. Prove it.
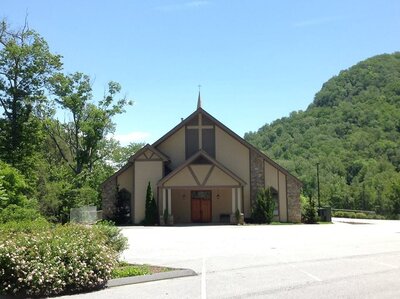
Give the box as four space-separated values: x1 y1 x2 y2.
0 204 43 224
332 211 386 220
0 220 127 297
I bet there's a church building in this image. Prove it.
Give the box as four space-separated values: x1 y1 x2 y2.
101 95 302 224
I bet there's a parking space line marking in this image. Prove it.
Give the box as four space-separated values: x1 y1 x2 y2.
297 268 323 282
287 263 323 282
202 256 207 299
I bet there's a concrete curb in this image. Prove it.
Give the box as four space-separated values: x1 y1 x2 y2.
106 269 197 288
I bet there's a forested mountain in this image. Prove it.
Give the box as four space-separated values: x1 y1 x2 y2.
245 53 400 216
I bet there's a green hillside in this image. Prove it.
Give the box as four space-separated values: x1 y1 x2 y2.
245 53 400 216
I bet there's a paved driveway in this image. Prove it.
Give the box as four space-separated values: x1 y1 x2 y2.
61 219 400 298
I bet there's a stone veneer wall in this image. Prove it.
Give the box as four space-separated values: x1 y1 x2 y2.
101 177 117 220
287 175 302 223
250 149 265 208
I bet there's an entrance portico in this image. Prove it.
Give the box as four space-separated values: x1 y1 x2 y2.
157 151 246 224
158 186 244 224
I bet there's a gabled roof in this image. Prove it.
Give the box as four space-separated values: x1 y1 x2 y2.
103 105 302 187
101 161 132 187
128 144 169 162
100 144 169 186
158 150 246 187
153 107 302 185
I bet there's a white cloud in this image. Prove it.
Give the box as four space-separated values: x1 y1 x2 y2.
109 131 150 145
156 1 210 12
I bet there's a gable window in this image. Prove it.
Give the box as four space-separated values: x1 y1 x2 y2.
186 126 199 158
186 113 215 158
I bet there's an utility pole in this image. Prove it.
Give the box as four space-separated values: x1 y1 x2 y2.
317 162 321 208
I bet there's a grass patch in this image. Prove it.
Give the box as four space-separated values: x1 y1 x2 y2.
317 221 333 224
111 262 172 279
243 221 299 226
270 221 297 225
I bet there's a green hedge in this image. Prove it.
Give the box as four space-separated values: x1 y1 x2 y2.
332 211 386 220
355 212 367 219
0 220 127 297
0 204 43 223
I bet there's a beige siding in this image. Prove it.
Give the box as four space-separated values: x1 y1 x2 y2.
163 165 240 188
156 127 185 170
278 171 287 222
212 188 231 222
215 127 251 216
265 161 289 222
265 161 279 190
206 167 239 187
135 153 147 160
171 189 191 223
134 161 163 223
116 165 134 218
190 165 212 185
117 165 134 195
164 167 197 187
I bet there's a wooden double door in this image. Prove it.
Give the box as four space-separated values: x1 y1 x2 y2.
191 190 212 223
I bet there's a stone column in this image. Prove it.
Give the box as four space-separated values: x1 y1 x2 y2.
250 149 265 208
101 177 118 220
287 176 301 223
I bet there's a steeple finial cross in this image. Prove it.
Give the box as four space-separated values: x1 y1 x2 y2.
197 85 202 109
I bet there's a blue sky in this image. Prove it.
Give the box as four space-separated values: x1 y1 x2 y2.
1 0 400 144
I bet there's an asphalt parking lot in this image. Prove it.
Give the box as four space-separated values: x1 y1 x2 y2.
61 218 400 298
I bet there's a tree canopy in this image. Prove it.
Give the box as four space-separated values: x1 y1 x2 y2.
0 20 62 170
0 20 139 222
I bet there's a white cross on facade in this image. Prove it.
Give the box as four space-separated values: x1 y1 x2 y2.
187 114 213 149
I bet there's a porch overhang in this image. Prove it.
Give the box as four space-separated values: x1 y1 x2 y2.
157 150 246 189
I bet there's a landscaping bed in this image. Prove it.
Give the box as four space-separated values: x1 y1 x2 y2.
0 220 128 297
111 262 172 279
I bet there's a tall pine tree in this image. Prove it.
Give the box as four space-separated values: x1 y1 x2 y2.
144 182 158 225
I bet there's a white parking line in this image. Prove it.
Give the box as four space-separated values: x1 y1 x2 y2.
297 268 323 282
287 263 323 282
201 256 207 299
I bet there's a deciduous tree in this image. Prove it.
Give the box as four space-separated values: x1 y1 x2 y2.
47 72 132 179
0 20 62 170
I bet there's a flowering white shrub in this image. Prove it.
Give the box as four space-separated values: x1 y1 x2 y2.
93 220 128 255
0 221 122 296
